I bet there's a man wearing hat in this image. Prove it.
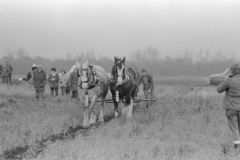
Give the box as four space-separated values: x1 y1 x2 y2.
138 69 155 108
33 64 47 100
217 63 240 154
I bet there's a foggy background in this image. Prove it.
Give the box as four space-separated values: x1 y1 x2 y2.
0 0 239 76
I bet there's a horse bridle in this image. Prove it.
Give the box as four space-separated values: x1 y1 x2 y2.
114 61 126 80
81 68 89 84
81 66 98 85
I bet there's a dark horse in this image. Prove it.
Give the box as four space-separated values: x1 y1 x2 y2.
110 57 141 118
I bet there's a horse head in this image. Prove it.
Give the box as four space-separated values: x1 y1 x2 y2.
112 56 126 86
77 60 89 89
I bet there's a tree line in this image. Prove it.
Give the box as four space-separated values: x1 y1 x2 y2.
0 46 237 77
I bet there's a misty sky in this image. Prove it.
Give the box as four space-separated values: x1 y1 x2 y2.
0 0 239 60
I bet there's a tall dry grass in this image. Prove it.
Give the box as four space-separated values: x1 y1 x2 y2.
0 83 238 160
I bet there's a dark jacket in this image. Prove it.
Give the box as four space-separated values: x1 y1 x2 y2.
26 72 32 81
33 70 47 91
217 75 240 111
6 64 13 75
139 74 154 91
2 66 9 76
32 66 37 72
48 73 60 88
68 72 78 91
0 65 2 76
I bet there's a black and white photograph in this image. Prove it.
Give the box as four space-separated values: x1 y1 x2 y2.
0 0 240 159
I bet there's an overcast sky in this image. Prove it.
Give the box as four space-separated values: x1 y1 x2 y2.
0 0 239 60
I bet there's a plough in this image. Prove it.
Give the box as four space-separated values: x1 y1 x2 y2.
96 98 157 103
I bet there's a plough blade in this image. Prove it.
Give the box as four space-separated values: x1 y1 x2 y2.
96 99 157 103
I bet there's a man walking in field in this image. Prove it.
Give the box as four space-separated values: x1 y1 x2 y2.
6 62 13 84
33 64 47 100
138 69 155 108
217 63 240 155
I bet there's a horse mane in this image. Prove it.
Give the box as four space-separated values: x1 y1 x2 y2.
92 65 109 83
111 64 116 79
126 67 141 83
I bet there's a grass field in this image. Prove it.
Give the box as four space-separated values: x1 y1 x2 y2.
0 79 238 160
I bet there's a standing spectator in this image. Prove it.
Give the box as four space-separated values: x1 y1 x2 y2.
6 62 13 84
217 63 240 153
33 64 47 100
68 67 79 99
2 64 9 84
59 69 68 95
138 69 155 108
0 65 2 83
48 68 59 96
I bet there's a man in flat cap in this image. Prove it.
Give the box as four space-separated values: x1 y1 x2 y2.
138 69 155 108
217 63 240 154
33 64 47 100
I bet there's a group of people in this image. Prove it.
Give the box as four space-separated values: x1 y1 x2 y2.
31 64 78 100
0 62 13 84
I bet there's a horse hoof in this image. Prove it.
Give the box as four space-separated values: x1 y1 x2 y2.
115 111 119 117
90 114 97 125
98 118 104 123
82 121 90 127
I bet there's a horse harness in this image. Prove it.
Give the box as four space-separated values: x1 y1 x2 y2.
79 65 105 90
111 67 138 87
79 65 109 110
111 67 139 104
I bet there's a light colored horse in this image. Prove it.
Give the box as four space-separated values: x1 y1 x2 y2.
76 60 110 127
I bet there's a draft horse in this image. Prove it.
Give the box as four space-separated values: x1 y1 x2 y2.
77 61 109 127
110 57 141 119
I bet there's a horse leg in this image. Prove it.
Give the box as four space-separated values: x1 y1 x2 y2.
82 107 90 127
126 97 133 119
82 90 90 127
98 97 105 123
98 86 108 123
89 94 98 125
112 94 119 117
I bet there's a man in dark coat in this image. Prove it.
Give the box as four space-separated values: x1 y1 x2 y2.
2 64 9 84
33 64 47 100
138 69 155 108
68 67 79 99
0 65 2 82
48 68 59 96
6 62 13 84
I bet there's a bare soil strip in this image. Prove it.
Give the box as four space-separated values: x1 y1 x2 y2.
0 114 115 160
